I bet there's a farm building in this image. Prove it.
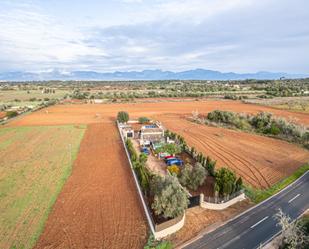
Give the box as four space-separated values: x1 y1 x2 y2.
120 125 135 139
140 122 164 146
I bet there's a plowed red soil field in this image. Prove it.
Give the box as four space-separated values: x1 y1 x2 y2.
8 100 309 189
0 111 6 119
9 100 309 126
155 114 309 188
6 99 309 248
34 123 147 249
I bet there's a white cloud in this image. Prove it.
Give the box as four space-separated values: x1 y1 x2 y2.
0 0 308 73
0 2 105 71
121 0 144 3
156 0 254 22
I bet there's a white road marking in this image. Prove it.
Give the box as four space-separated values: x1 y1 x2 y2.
250 216 269 229
288 193 301 203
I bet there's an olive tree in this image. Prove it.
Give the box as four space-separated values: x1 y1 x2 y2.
179 163 192 187
274 209 308 249
190 162 207 191
151 175 189 219
117 111 129 123
179 163 207 191
138 116 150 124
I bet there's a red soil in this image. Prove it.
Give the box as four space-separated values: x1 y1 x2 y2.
9 100 309 127
34 123 147 249
9 100 309 189
10 99 309 247
155 114 309 188
0 111 6 119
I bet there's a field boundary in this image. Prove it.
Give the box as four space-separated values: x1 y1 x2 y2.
0 125 86 249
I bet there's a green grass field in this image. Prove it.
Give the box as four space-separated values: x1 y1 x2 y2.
0 89 70 102
0 125 86 249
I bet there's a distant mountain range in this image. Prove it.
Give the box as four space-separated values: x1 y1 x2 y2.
0 69 307 81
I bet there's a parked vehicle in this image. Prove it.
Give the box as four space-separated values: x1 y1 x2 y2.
159 152 170 158
140 147 150 155
166 159 183 166
164 155 174 160
165 157 176 162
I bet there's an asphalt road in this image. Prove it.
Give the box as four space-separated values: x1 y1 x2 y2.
184 171 309 249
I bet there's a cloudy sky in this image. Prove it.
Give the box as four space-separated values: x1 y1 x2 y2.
0 0 308 73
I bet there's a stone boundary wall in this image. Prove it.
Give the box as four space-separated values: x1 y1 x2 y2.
200 193 246 210
117 121 185 239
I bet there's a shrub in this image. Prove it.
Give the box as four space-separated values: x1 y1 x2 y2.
151 175 189 219
117 111 129 123
126 139 150 194
207 110 308 147
139 153 148 165
165 130 176 140
44 99 57 107
302 132 309 148
126 139 138 162
139 117 150 124
274 209 309 249
179 163 207 191
6 111 18 118
250 113 307 143
269 122 281 135
215 168 238 197
178 163 192 187
235 177 243 192
167 165 180 176
144 235 173 249
164 129 170 138
250 112 272 131
134 160 150 194
189 163 207 191
190 147 196 156
205 156 216 176
207 110 251 130
71 90 88 99
224 94 238 100
155 143 181 155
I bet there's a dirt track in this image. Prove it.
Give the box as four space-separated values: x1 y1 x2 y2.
155 114 309 188
34 123 147 249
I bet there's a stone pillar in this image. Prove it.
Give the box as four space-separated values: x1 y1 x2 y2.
199 193 204 206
